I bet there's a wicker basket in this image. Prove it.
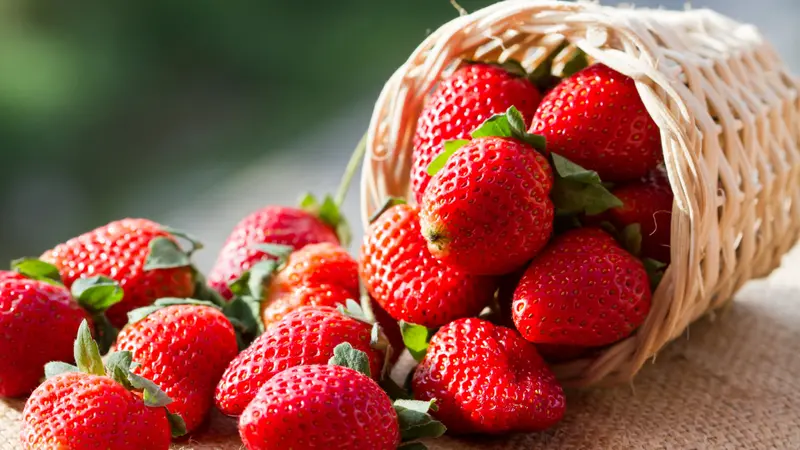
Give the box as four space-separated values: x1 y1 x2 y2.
360 0 800 386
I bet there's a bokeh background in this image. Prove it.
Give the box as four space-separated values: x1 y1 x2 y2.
1 0 797 270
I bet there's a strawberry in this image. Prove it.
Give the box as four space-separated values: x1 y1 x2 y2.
240 365 398 450
208 206 341 299
605 168 673 263
258 242 359 328
20 321 185 449
239 343 444 450
40 218 203 329
360 203 496 328
530 63 663 182
215 306 387 416
420 125 555 275
115 301 239 433
412 318 565 434
0 271 86 397
512 227 651 347
411 62 543 202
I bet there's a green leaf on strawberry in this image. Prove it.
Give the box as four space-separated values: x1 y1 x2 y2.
559 47 589 78
338 298 374 324
128 371 173 408
72 276 124 315
44 362 80 379
550 153 623 216
643 258 667 290
299 193 352 247
11 258 63 285
329 342 371 378
160 226 204 257
394 399 447 442
621 223 643 256
470 106 546 150
400 321 430 362
143 237 192 271
74 320 105 377
427 140 468 176
166 411 187 438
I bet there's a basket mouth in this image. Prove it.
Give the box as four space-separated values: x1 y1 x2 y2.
360 0 792 386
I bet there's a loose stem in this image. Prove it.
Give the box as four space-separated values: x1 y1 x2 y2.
334 131 368 208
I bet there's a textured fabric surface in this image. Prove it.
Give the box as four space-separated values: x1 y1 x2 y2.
2 246 799 449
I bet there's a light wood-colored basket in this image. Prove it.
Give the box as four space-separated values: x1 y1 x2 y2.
360 0 800 386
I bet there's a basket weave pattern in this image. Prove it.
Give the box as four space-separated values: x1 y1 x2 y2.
360 0 800 385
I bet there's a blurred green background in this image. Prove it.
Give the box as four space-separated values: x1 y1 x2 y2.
0 0 497 262
0 0 796 267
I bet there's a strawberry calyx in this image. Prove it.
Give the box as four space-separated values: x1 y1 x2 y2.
71 276 124 354
393 399 447 446
338 297 397 379
143 227 226 308
399 321 430 363
329 342 373 378
299 193 352 247
11 257 63 285
223 244 294 347
44 320 187 438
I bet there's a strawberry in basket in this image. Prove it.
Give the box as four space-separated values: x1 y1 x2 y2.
411 62 544 203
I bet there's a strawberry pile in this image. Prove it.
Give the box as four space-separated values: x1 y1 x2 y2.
1 53 673 450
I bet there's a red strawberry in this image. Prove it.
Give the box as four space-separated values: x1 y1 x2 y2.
420 133 555 275
259 242 359 328
512 227 651 347
412 318 565 434
240 364 400 450
606 169 673 263
208 206 340 299
21 372 172 450
20 321 184 449
360 203 496 328
215 306 386 416
41 218 198 328
530 63 663 182
0 272 86 397
412 62 543 202
115 302 239 433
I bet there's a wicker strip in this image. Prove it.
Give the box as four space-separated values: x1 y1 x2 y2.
360 0 800 386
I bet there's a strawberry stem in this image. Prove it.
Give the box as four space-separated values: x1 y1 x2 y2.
334 131 368 208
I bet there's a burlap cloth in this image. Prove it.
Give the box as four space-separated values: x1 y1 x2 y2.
3 245 799 449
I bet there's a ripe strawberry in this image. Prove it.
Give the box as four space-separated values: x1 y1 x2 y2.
412 62 543 202
115 301 239 433
208 206 340 299
512 227 651 347
240 364 400 450
360 203 496 328
420 134 555 275
40 218 198 328
530 63 663 182
21 372 173 450
0 272 86 397
412 318 565 434
215 306 385 416
20 321 184 449
606 169 673 263
259 242 359 328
